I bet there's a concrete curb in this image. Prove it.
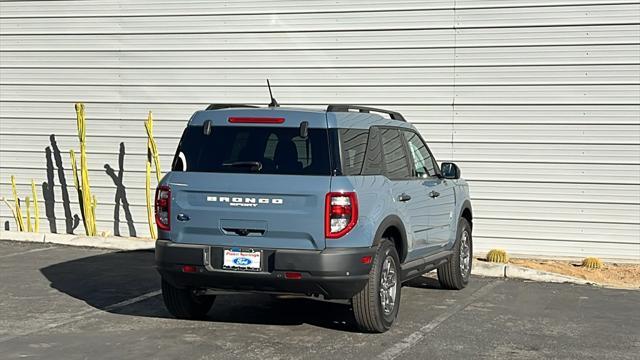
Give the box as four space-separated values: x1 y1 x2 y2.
472 260 595 286
0 230 154 251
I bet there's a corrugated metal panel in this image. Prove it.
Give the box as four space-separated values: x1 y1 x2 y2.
456 3 640 27
2 65 640 86
0 84 459 104
1 0 636 18
0 0 454 17
3 25 638 50
3 46 639 68
0 0 638 261
0 30 456 51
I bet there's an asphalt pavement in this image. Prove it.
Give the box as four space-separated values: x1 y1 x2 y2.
1 240 638 360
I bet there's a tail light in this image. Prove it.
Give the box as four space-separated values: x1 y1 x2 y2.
155 185 171 231
325 192 358 239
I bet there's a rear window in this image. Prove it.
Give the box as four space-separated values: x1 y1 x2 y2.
172 126 330 175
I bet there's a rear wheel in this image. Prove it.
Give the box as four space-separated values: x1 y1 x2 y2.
161 279 215 320
352 239 401 333
437 218 472 290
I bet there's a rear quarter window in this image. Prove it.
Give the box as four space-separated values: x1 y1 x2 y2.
337 127 385 176
339 129 368 176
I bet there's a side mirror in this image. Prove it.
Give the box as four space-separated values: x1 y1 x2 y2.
441 162 461 180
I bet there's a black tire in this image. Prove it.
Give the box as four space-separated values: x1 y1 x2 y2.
352 238 401 333
161 279 215 320
437 218 473 290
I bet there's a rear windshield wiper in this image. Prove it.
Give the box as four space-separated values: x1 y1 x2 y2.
222 161 263 172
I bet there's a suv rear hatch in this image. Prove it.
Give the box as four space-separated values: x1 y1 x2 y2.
166 109 331 250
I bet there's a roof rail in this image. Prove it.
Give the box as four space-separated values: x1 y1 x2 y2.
205 103 260 111
326 104 406 122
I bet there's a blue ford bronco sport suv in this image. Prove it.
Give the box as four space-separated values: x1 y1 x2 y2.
155 103 473 333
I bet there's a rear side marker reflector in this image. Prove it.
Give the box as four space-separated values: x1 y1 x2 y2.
182 265 197 273
228 117 285 124
284 272 302 280
360 256 373 264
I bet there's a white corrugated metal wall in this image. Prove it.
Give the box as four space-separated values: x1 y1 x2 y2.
0 0 639 261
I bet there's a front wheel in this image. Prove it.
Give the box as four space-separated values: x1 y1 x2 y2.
161 279 215 320
352 238 401 333
437 218 473 290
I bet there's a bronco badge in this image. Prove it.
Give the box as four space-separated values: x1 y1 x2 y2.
206 195 284 207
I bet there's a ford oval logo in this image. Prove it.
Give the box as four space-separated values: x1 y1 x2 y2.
233 257 252 266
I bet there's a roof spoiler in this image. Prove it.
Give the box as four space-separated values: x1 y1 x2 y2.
205 103 260 111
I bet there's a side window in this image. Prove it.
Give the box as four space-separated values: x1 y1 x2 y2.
380 128 411 179
339 128 368 175
404 131 436 178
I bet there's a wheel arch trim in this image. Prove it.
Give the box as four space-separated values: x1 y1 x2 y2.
372 215 409 263
459 199 473 228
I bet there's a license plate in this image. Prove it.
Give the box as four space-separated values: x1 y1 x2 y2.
223 249 261 272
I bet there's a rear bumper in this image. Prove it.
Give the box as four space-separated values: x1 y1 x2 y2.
155 240 375 299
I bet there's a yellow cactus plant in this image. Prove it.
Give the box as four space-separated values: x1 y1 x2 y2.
72 103 97 236
10 176 25 231
581 257 603 270
31 179 39 232
1 196 20 231
145 111 162 239
3 177 40 232
486 249 509 263
25 197 32 232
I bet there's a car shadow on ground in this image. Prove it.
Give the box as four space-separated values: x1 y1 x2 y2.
403 274 446 290
39 249 443 332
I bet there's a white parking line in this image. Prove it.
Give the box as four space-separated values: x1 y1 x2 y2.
103 290 162 312
0 246 57 259
377 281 500 360
0 289 161 343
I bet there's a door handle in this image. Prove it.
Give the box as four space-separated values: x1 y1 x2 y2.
429 191 440 198
398 193 412 202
